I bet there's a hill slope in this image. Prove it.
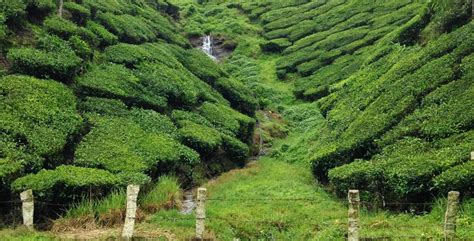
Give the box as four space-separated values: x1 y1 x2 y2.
0 0 257 218
233 0 473 204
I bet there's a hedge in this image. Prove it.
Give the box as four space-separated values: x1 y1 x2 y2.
215 77 257 116
43 16 78 38
166 45 224 84
7 46 82 81
221 134 250 161
328 160 383 198
11 165 119 193
78 97 129 116
1 75 82 158
105 43 155 67
75 114 199 173
97 12 156 44
86 21 118 47
311 23 472 180
75 63 167 109
135 61 199 108
198 102 255 141
178 120 223 154
171 110 214 129
260 38 292 52
68 35 93 59
63 2 91 25
434 161 474 195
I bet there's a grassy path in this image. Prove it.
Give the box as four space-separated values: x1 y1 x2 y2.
144 156 473 240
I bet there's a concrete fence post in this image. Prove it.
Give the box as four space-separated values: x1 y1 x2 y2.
348 190 360 241
444 191 460 240
196 187 207 240
20 189 34 229
122 185 140 240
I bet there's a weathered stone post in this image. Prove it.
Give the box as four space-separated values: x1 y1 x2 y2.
444 191 460 240
122 185 140 240
20 189 34 229
348 190 360 241
195 187 207 240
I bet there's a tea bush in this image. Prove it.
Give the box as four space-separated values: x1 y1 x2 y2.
75 63 167 109
178 120 223 154
43 16 78 38
85 21 118 47
1 75 82 159
434 161 474 195
215 77 257 115
7 46 82 81
198 102 255 141
75 114 199 173
63 2 91 25
97 12 156 44
11 165 119 192
104 43 155 67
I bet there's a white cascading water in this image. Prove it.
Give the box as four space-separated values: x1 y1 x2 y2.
202 35 217 60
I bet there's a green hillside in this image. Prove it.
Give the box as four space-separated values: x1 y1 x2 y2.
1 0 256 214
235 0 473 204
0 0 473 239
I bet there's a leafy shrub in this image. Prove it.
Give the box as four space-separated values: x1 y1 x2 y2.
11 165 119 192
24 0 56 18
75 64 167 109
68 35 92 59
86 21 118 47
329 160 383 198
43 16 78 38
171 110 214 129
63 2 91 25
135 61 199 108
221 135 249 161
76 27 100 47
1 75 82 158
261 38 292 52
97 12 155 44
434 161 474 195
166 45 224 84
198 102 255 141
78 97 129 116
104 43 155 67
0 0 26 21
178 120 223 154
115 172 151 186
128 108 178 139
7 46 82 81
75 114 199 173
0 13 6 40
215 77 257 115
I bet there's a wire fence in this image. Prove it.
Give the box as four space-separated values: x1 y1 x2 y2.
1 189 470 240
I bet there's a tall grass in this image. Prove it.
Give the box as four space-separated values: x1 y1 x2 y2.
140 176 181 213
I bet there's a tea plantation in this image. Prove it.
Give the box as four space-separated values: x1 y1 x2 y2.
238 0 473 204
0 0 473 239
1 0 255 211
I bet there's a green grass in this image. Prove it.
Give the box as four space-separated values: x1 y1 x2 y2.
143 156 474 240
0 227 54 241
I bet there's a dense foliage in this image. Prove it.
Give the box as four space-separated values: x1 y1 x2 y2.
236 0 473 204
0 0 255 211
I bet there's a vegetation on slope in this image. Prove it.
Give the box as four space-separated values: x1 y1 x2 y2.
233 0 474 205
0 0 256 224
0 0 472 239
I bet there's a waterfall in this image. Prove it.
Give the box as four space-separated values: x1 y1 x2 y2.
202 35 217 60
